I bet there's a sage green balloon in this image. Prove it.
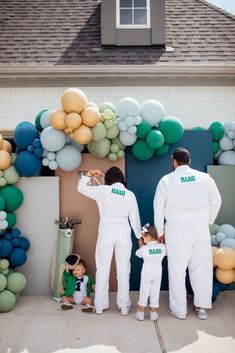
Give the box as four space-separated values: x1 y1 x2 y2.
7 272 26 294
1 269 9 275
0 259 9 270
111 137 126 150
106 124 119 139
3 166 19 185
0 178 7 187
104 120 114 129
155 143 169 156
99 102 117 114
0 274 7 291
108 153 118 161
117 150 125 158
0 290 16 312
132 140 154 161
136 120 152 139
92 122 107 141
110 144 120 153
158 116 184 144
209 122 224 141
87 138 111 158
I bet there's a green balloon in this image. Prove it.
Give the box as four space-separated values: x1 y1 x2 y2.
209 121 224 141
158 116 184 144
0 259 9 270
108 153 118 161
6 212 17 229
3 166 19 185
1 269 9 275
35 109 48 131
132 140 154 161
146 130 164 149
0 290 16 312
92 122 107 141
117 150 125 158
0 274 7 291
99 102 117 114
106 124 119 139
213 141 220 154
0 186 24 211
0 171 3 177
110 144 120 153
136 120 152 139
0 195 5 211
7 272 26 294
104 120 114 129
111 137 126 150
0 178 7 187
87 138 111 158
155 143 169 156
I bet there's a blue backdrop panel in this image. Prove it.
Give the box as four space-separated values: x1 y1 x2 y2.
126 130 213 290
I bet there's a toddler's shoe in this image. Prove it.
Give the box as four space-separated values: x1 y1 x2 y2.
196 307 208 320
150 311 159 321
121 307 130 316
60 302 73 310
81 304 95 313
135 310 144 321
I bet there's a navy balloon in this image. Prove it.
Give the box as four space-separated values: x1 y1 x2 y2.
19 237 30 251
14 122 39 149
15 151 42 177
0 239 13 257
8 248 27 268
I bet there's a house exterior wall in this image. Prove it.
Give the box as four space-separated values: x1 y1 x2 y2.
0 85 235 130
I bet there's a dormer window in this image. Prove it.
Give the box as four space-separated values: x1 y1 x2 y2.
116 0 151 28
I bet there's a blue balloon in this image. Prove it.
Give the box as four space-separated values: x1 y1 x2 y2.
2 232 12 240
212 280 220 302
8 248 27 268
12 238 21 247
19 237 30 251
32 138 41 148
34 148 43 157
0 239 13 257
14 122 39 149
15 151 42 177
11 228 21 238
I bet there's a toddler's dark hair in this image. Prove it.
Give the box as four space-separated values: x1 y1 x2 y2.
78 259 87 271
142 224 158 240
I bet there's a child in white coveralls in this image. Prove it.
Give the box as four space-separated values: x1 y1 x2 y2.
135 224 166 321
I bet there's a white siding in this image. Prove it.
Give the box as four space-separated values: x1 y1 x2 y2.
0 85 235 129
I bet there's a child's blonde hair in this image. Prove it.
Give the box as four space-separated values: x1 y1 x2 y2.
141 224 158 240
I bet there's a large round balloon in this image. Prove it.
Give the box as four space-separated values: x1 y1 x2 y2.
15 151 42 177
0 186 23 211
219 224 235 238
132 140 154 160
92 122 107 141
209 121 224 141
50 109 67 130
146 130 164 149
117 97 141 119
87 139 111 158
214 247 235 270
14 122 39 149
8 248 27 268
119 132 137 146
7 272 26 293
0 150 11 170
141 100 166 126
218 151 235 165
219 136 233 151
106 124 119 139
158 116 184 144
61 88 88 114
136 120 152 139
215 268 235 284
0 290 16 312
3 166 19 184
56 145 82 171
81 107 100 127
65 112 82 130
0 274 7 291
73 125 92 144
0 239 13 257
40 126 66 152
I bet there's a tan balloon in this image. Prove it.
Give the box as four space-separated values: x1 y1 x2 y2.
0 150 11 169
81 107 100 127
214 247 235 270
216 267 235 284
65 113 82 129
73 125 92 144
2 140 12 153
211 246 218 267
0 134 3 149
61 88 88 114
50 109 67 130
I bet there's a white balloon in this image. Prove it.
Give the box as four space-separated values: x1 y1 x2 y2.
0 220 8 230
40 127 66 152
125 116 134 127
119 120 128 132
47 152 56 161
42 158 49 166
219 224 235 238
56 145 82 171
141 100 166 127
40 110 52 129
227 131 235 139
49 160 58 170
219 136 233 151
117 97 141 119
218 151 235 165
128 126 137 135
119 131 137 146
224 122 232 135
134 115 142 126
0 211 7 221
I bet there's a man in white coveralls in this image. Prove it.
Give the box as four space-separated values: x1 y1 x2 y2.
153 147 222 320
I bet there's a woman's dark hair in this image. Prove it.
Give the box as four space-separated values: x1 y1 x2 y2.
104 167 126 186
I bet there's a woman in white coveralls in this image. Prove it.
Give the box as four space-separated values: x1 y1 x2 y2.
153 148 222 320
77 167 141 315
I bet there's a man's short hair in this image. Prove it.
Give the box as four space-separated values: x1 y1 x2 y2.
172 148 190 164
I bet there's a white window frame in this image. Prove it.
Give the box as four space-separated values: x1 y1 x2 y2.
116 0 151 29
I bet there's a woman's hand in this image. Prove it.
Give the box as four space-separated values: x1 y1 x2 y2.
87 170 104 177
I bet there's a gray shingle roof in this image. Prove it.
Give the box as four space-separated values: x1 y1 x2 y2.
0 0 234 66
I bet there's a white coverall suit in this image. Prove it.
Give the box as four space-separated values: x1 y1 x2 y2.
153 165 222 317
77 175 141 311
136 241 166 308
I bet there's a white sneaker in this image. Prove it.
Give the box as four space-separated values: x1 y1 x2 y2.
81 304 95 313
60 302 73 310
95 308 103 315
121 307 130 316
150 311 159 321
196 308 208 320
168 308 186 320
135 310 144 321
